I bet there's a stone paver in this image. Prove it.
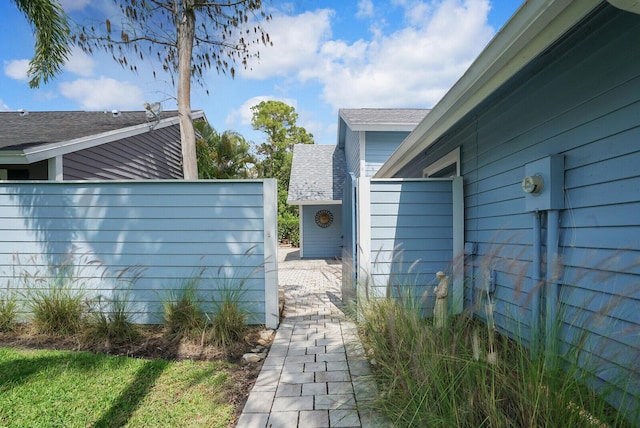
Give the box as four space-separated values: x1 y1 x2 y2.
237 247 381 427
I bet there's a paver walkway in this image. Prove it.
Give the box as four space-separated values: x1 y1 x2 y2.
236 247 381 428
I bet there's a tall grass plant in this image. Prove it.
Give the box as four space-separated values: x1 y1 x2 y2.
360 295 631 427
0 294 17 332
355 247 636 427
162 276 206 339
204 265 251 348
26 264 87 336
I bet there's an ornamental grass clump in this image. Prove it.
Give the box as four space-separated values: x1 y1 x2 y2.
360 294 632 427
84 267 143 345
356 251 636 427
27 267 87 336
204 265 250 348
0 294 18 332
162 276 205 339
85 292 139 345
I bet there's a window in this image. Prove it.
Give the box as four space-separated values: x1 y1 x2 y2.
423 147 460 178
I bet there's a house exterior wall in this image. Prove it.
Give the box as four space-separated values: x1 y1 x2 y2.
394 5 640 416
301 204 342 259
364 131 409 177
0 179 279 328
344 127 361 177
63 125 183 180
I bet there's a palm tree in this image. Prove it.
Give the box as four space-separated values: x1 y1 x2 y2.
12 0 71 88
195 121 255 179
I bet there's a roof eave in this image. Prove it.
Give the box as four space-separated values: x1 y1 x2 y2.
338 109 424 132
0 151 29 164
375 0 602 178
346 123 422 132
287 199 342 206
0 110 205 164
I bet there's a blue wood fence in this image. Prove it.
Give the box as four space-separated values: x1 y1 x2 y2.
0 180 279 328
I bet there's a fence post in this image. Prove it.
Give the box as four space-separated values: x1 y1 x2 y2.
263 179 279 329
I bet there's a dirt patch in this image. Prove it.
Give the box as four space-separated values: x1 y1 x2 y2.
0 324 273 426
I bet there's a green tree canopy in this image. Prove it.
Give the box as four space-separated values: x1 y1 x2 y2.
194 121 255 179
251 100 313 186
251 100 313 244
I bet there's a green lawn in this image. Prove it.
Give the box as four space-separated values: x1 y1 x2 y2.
0 347 236 427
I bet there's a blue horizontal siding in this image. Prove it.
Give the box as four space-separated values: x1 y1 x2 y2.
301 204 342 259
369 180 453 312
0 180 274 324
395 6 640 418
364 131 408 177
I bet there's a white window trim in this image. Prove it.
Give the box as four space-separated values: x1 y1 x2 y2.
422 147 460 177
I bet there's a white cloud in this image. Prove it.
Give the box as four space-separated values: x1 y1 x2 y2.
315 0 494 108
0 99 10 111
64 47 96 77
4 59 30 81
239 9 333 80
239 0 494 110
59 77 144 110
357 0 375 19
60 0 91 11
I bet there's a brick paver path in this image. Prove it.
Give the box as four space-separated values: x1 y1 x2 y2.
236 247 382 427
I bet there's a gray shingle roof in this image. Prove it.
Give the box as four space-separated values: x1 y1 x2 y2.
0 110 181 150
288 144 346 204
339 108 429 127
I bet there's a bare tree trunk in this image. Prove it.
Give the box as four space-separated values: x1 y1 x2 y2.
177 0 198 179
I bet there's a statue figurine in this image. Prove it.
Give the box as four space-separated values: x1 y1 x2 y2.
433 271 449 328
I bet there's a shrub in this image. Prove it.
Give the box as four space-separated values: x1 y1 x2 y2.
279 213 300 247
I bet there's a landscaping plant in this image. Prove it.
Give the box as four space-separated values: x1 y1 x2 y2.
85 291 139 345
205 265 250 348
26 265 87 336
355 250 637 427
162 276 205 339
0 294 17 332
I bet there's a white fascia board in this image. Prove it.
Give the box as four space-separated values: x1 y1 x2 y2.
0 151 28 164
375 0 601 178
346 123 420 132
287 200 342 206
338 110 421 132
1 111 205 164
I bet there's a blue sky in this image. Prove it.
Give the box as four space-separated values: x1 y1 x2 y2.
0 0 522 145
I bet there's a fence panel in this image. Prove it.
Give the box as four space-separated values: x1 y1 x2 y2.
0 179 279 328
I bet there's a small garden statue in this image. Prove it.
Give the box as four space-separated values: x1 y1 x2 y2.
433 271 449 329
